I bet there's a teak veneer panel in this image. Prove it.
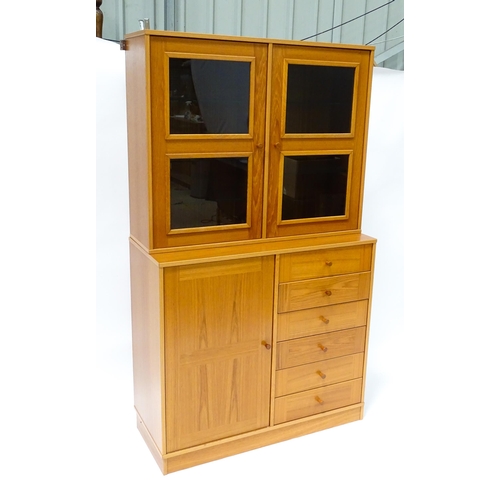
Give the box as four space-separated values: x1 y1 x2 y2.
275 352 364 397
276 300 369 341
279 245 372 282
164 256 274 452
129 243 164 453
125 35 152 249
278 271 371 312
277 327 366 369
274 378 363 424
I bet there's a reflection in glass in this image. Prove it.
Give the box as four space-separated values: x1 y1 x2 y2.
170 158 248 229
285 65 355 134
169 58 250 134
282 155 349 220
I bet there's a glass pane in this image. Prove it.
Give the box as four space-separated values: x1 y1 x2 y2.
282 155 349 220
169 58 250 134
170 158 248 229
285 65 355 134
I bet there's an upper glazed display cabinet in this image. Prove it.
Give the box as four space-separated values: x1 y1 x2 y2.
125 31 374 250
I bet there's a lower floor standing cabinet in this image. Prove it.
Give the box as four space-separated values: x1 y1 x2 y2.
130 233 376 474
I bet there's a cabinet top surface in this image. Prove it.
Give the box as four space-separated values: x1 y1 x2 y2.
124 29 376 52
136 233 376 267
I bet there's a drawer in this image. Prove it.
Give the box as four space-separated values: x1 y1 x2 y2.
276 327 366 369
278 272 371 312
277 300 368 341
279 245 372 282
274 378 363 424
275 352 364 397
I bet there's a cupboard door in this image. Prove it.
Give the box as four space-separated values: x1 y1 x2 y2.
164 256 274 452
266 44 374 238
150 36 268 249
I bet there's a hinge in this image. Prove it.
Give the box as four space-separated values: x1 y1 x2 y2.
120 40 127 50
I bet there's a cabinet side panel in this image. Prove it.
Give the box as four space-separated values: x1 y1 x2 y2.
360 241 376 410
126 36 151 249
130 242 164 453
356 49 375 230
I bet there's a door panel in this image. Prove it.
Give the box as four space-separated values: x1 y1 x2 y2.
165 256 274 452
266 45 374 238
149 36 268 248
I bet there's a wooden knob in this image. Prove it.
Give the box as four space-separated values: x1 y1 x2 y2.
325 261 332 266
261 341 271 350
318 343 328 352
319 315 329 324
317 370 326 379
315 396 324 404
274 142 280 148
325 290 332 296
256 143 263 149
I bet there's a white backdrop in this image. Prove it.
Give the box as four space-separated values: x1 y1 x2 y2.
95 36 493 498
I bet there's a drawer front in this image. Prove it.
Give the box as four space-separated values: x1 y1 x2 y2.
276 327 366 369
274 378 363 424
277 301 368 341
278 272 371 312
275 353 364 397
279 245 372 282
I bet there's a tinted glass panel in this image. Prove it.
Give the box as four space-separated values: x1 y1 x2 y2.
285 65 355 134
282 155 349 220
169 58 250 134
170 158 248 229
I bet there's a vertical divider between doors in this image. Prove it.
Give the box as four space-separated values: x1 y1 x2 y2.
269 253 280 426
261 42 273 239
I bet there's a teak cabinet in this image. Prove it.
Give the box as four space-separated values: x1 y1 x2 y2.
125 30 376 474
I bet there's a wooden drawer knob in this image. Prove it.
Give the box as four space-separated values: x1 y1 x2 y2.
315 396 324 404
324 290 332 296
261 340 271 350
318 343 328 353
319 315 329 324
317 370 326 379
325 261 333 266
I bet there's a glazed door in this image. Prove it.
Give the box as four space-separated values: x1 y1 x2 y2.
164 256 274 452
266 44 374 238
150 36 268 248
